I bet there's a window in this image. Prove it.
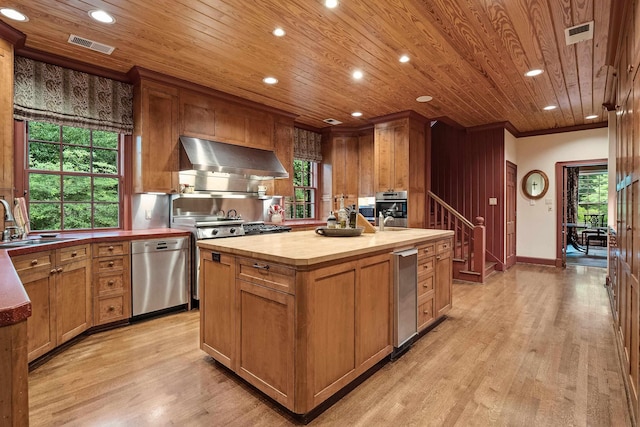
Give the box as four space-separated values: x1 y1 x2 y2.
286 159 316 219
577 171 607 225
25 121 121 231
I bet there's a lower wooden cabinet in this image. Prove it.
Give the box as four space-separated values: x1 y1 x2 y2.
416 237 452 331
435 238 453 317
92 241 131 326
12 245 92 362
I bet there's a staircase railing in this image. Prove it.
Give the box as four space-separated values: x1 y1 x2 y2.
427 191 486 280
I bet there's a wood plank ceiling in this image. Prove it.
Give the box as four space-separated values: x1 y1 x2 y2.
2 0 615 133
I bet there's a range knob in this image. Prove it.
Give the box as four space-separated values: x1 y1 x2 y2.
230 228 236 234
211 229 219 235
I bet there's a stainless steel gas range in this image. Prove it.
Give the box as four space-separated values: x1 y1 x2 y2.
172 214 291 302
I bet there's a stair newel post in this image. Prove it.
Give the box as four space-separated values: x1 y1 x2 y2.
473 217 486 281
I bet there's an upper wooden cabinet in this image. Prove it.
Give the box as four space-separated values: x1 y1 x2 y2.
132 79 180 194
273 118 295 197
358 131 374 197
179 89 275 151
0 39 14 218
328 134 360 209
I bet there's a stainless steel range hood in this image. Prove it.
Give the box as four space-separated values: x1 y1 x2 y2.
179 136 289 179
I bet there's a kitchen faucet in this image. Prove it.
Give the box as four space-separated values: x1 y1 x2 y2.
383 215 394 226
0 198 14 222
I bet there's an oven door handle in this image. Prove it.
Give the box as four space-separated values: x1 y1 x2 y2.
252 263 270 271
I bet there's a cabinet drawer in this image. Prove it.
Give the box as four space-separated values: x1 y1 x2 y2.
418 258 434 276
93 242 129 257
237 258 295 294
58 244 90 264
11 251 53 272
418 297 435 330
93 256 128 274
437 239 452 254
95 274 127 295
418 274 434 297
417 243 436 259
96 296 127 324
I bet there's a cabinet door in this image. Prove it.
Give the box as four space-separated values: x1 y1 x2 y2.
331 136 359 208
356 254 392 366
21 268 56 362
273 119 294 197
435 246 453 317
200 254 236 368
180 89 216 139
56 257 91 344
358 132 374 197
237 280 295 408
375 126 395 192
134 80 179 193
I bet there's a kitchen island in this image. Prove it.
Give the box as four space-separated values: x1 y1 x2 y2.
197 227 454 417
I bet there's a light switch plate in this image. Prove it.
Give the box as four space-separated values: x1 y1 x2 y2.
545 198 553 205
489 197 498 205
529 199 536 206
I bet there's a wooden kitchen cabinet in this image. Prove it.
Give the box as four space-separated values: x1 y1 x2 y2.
132 78 180 194
373 114 428 227
416 237 452 329
92 241 131 326
273 118 295 198
0 38 14 209
358 131 374 197
325 133 360 210
12 245 91 362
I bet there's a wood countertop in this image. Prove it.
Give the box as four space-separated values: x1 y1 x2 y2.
198 227 454 267
0 228 190 327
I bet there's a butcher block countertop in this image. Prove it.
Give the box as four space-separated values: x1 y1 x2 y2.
0 228 190 327
198 227 454 267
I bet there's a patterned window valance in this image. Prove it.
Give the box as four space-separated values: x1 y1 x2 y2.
14 56 134 134
294 128 322 162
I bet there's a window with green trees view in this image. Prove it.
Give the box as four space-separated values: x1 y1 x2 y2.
577 171 607 225
26 121 121 231
286 159 316 219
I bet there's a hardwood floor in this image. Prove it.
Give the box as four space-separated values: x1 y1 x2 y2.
29 264 631 426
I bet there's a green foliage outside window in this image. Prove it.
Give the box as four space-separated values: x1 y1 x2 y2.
26 121 121 231
286 160 316 219
577 172 608 225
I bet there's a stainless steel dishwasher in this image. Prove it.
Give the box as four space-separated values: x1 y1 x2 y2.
393 248 418 354
131 237 189 317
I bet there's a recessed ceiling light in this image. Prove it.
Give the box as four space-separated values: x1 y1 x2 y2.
263 77 278 84
352 70 363 80
585 114 598 120
399 55 410 63
416 95 433 103
325 0 338 8
525 69 544 77
351 112 363 117
273 27 285 37
543 105 557 111
0 8 28 21
89 10 115 24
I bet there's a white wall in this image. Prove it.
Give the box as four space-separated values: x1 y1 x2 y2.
504 129 518 263
515 127 608 260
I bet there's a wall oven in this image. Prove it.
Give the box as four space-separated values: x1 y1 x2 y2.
376 191 408 228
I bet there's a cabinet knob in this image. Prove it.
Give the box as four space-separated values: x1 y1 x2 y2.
56 267 63 273
31 259 38 266
628 64 635 73
50 269 56 274
423 310 430 314
71 251 77 257
108 246 114 251
108 280 115 286
627 225 632 231
108 306 115 311
423 283 430 288
109 261 114 267
436 255 441 260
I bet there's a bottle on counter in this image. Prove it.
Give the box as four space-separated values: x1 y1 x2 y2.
337 196 348 228
327 211 337 229
349 206 357 229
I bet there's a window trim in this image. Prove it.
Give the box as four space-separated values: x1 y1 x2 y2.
287 159 318 220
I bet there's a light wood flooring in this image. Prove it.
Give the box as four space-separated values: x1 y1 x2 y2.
29 264 631 426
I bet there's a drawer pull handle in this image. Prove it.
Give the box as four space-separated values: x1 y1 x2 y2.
31 259 38 265
252 263 270 271
108 280 115 286
56 267 63 273
436 255 441 260
423 283 430 287
50 269 56 274
423 310 430 314
109 261 114 267
108 246 114 251
108 306 115 311
71 251 77 257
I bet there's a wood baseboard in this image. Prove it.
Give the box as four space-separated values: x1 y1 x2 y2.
516 256 557 266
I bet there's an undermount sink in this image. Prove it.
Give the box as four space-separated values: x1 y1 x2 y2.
0 237 75 248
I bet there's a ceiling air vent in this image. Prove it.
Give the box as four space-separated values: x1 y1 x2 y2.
564 21 594 45
323 118 343 125
68 34 115 55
